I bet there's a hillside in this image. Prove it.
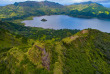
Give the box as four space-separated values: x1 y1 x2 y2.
0 21 79 40
0 1 110 74
0 1 110 20
0 1 65 20
0 21 79 73
66 1 110 18
0 20 110 74
62 29 110 73
68 1 103 11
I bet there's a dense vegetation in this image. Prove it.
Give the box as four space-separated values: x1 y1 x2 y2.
0 21 79 74
62 29 110 74
0 1 110 74
0 1 65 21
66 2 110 18
0 21 79 40
0 20 110 74
0 1 110 21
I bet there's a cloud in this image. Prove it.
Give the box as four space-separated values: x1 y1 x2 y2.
0 0 110 5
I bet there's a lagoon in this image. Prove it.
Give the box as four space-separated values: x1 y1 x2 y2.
22 15 110 33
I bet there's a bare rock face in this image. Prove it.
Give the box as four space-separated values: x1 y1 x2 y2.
35 45 50 70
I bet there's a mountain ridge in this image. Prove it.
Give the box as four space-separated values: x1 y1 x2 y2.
73 1 102 6
62 29 110 74
0 1 110 20
1 21 110 73
14 1 64 8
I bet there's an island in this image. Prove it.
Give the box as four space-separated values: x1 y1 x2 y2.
41 18 47 22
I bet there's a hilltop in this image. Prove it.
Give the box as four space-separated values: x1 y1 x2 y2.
14 1 64 8
62 29 110 73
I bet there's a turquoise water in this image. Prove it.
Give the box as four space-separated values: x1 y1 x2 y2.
22 15 110 33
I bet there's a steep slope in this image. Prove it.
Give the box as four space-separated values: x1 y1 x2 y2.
66 2 110 18
1 24 110 74
0 23 64 74
0 22 52 74
62 29 110 74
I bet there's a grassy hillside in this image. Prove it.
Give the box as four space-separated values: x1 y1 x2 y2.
62 29 110 74
0 21 110 74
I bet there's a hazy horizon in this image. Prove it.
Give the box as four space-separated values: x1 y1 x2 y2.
0 0 110 5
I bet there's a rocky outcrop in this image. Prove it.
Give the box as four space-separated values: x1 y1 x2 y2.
35 45 50 70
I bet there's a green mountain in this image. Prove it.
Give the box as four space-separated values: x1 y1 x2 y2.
0 1 110 21
0 21 110 74
14 1 64 8
66 2 110 18
0 1 65 20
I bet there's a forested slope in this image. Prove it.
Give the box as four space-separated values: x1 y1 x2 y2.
0 1 110 20
62 29 110 74
66 2 110 18
0 21 110 73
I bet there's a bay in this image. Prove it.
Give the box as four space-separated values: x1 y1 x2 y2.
22 15 110 33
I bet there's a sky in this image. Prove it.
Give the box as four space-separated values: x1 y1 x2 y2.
0 0 110 6
100 2 110 8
